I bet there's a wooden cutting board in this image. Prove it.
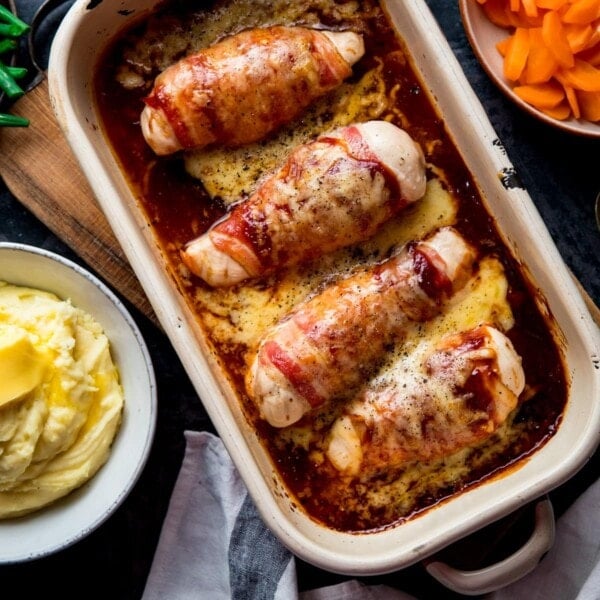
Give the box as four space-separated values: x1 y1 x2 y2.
0 79 157 325
1 79 599 330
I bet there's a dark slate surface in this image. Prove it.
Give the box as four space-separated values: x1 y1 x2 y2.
0 1 598 598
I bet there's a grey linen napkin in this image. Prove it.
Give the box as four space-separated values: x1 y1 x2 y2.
141 431 414 600
142 431 600 600
141 431 296 600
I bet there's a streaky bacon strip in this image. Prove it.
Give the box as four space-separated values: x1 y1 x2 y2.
261 341 323 408
182 121 427 287
246 227 477 427
325 325 526 477
141 26 362 155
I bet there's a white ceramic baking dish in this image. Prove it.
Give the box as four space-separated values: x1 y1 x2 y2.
48 0 600 593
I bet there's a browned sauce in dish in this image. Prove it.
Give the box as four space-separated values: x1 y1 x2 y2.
94 0 567 532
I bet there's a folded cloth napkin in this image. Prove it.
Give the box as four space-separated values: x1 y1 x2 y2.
141 431 297 600
142 431 600 600
141 431 413 600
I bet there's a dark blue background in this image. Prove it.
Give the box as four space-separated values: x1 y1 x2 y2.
0 1 598 598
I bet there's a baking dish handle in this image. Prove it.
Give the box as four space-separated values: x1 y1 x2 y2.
425 497 555 596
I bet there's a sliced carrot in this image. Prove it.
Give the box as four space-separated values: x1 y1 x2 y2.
562 0 600 25
565 23 594 53
578 89 600 120
540 101 572 118
562 83 582 116
559 58 600 90
535 0 569 9
579 41 600 66
482 0 518 27
582 27 600 51
513 81 566 107
503 2 545 26
522 27 559 82
497 36 512 56
542 10 576 67
504 27 531 80
516 3 546 26
521 0 539 17
477 0 600 123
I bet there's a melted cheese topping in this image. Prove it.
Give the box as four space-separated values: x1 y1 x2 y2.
102 0 563 531
280 259 522 529
184 62 391 203
194 177 458 349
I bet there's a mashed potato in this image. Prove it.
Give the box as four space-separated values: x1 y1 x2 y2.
0 282 124 519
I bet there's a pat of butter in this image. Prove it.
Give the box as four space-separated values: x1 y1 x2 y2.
0 326 46 407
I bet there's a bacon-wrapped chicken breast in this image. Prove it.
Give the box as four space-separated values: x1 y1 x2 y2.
326 325 525 476
246 227 476 427
182 120 427 287
141 26 365 155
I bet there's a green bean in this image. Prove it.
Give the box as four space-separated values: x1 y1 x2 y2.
0 22 24 37
0 112 29 127
4 65 26 79
0 5 29 36
0 38 17 55
0 60 24 98
0 6 31 127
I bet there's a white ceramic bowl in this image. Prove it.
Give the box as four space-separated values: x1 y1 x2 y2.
47 0 600 592
459 0 600 138
0 243 156 563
